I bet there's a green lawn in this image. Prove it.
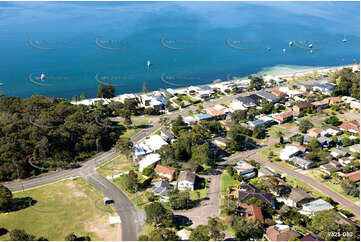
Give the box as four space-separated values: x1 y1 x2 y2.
221 171 238 195
305 169 327 183
285 175 325 199
119 120 150 139
96 154 133 177
0 178 118 241
323 181 360 203
268 125 287 138
257 144 283 159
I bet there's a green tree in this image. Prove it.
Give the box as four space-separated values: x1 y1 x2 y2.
97 83 105 98
207 217 225 241
298 120 313 133
80 93 87 100
9 229 36 241
148 228 180 241
341 137 353 147
126 170 138 193
309 139 320 150
252 127 265 139
72 95 78 103
145 202 174 227
114 137 133 160
0 184 12 212
65 232 77 241
105 82 115 98
142 81 148 93
324 116 341 126
189 225 210 241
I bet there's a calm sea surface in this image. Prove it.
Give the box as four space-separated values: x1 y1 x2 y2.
0 1 359 99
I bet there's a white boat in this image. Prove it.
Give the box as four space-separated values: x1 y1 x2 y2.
147 60 151 70
308 43 313 48
0 83 3 86
289 41 293 47
282 48 286 53
342 35 347 43
310 50 313 54
40 73 46 81
267 47 271 52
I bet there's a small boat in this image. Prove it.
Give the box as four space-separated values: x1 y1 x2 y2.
289 41 293 47
147 60 151 71
342 35 347 43
282 48 286 53
0 83 3 86
40 73 46 81
267 47 271 52
310 50 313 54
308 44 313 49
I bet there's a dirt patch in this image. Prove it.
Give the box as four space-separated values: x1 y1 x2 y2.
66 182 87 198
85 215 122 241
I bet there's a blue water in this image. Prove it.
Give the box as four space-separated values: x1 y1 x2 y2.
0 1 359 99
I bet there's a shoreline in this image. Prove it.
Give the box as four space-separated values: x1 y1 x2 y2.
75 63 356 104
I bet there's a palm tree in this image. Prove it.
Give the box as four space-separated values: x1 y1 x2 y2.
72 95 78 104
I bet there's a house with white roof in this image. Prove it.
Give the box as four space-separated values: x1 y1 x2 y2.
280 146 301 160
111 93 137 103
133 135 168 160
279 87 302 97
299 199 334 216
139 94 163 110
71 98 111 106
183 116 196 125
139 153 161 172
312 83 336 95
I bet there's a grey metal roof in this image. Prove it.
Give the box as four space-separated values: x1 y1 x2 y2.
256 91 280 102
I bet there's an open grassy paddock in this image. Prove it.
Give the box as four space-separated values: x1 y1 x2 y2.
0 178 119 241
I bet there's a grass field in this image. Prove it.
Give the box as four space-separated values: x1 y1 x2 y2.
221 171 238 195
119 120 150 139
0 178 120 241
96 154 133 177
305 169 327 182
268 125 287 138
323 181 360 203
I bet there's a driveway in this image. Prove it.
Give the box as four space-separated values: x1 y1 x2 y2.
174 173 222 228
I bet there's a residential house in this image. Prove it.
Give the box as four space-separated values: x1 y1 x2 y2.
220 120 232 131
280 146 301 161
160 129 175 143
312 83 335 95
311 99 329 110
281 188 312 207
344 170 360 183
291 157 313 170
206 107 227 120
303 135 313 144
241 204 264 223
152 180 173 200
320 161 342 175
139 153 161 172
258 167 276 177
273 112 293 124
265 225 300 241
349 144 360 153
248 94 263 104
271 89 287 98
321 126 342 137
178 171 196 191
317 136 333 148
330 149 348 158
339 121 360 134
194 113 213 122
133 135 168 160
301 234 325 241
234 161 257 179
154 164 176 181
291 141 307 153
248 119 266 129
325 96 342 105
256 91 280 103
350 100 360 110
237 183 274 207
299 199 334 216
183 116 196 125
279 86 302 97
139 94 163 110
300 91 317 100
229 100 248 112
338 157 352 166
111 93 138 103
292 101 313 116
235 96 257 108
307 128 323 138
197 85 215 99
